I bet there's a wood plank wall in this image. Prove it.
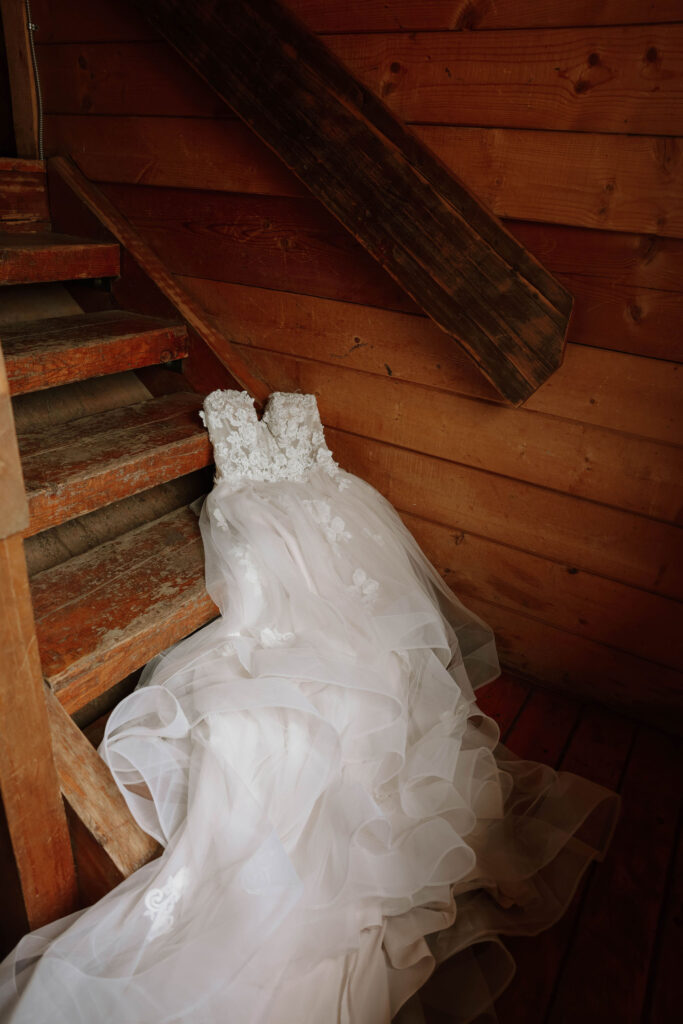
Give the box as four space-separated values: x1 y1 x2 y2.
33 0 683 728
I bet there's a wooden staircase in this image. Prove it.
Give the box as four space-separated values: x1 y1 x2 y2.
0 161 242 943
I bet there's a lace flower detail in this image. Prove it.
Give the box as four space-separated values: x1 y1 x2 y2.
349 568 379 605
144 867 189 940
303 499 351 548
201 391 340 493
231 543 261 589
259 627 295 648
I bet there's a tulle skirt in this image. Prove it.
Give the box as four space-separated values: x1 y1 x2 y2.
0 466 618 1023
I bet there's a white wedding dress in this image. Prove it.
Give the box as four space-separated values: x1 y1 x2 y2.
0 391 618 1024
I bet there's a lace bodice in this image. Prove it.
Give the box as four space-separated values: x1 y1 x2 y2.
200 390 339 489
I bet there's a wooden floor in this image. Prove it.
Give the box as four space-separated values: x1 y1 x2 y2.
468 674 682 1024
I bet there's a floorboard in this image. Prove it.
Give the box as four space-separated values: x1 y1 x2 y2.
468 677 681 1024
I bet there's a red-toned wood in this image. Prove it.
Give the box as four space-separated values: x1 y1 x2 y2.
0 159 49 226
548 727 682 1023
647 825 683 1023
327 430 683 602
129 0 574 405
102 184 415 312
38 41 229 119
93 181 683 360
181 330 241 397
46 112 683 291
494 703 635 1024
0 347 28 540
45 688 161 900
0 534 79 928
3 310 188 395
562 275 683 362
31 0 683 41
47 156 271 402
403 513 683 672
504 686 581 763
45 114 683 240
326 26 683 136
181 278 682 441
0 232 120 285
462 595 682 732
32 505 217 713
229 349 683 524
292 0 683 32
416 125 683 240
37 28 683 135
475 674 530 738
19 392 212 536
0 220 52 234
0 1 40 157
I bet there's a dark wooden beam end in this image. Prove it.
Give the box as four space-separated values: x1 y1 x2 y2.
133 0 573 404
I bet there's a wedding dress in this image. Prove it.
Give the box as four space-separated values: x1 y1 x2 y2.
0 391 618 1024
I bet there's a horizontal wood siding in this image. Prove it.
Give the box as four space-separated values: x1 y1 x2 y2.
38 0 683 724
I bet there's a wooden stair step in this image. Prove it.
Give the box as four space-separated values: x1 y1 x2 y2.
19 392 212 535
0 232 120 285
3 310 189 395
32 504 217 714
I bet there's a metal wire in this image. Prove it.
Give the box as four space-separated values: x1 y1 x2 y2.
24 0 44 159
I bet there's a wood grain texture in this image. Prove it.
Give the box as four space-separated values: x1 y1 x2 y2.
327 428 683 602
19 392 212 536
474 673 530 737
34 505 217 713
0 0 40 156
291 0 683 33
0 534 79 928
468 595 682 730
0 231 120 285
38 41 229 119
45 688 160 877
494 702 635 1024
3 310 188 395
403 512 683 672
37 27 683 136
130 0 574 405
181 277 683 441
47 156 271 401
504 686 580 764
646 821 683 1024
30 0 683 41
548 727 683 1023
46 110 683 239
327 26 683 136
85 178 683 360
47 112 683 289
0 346 29 539
0 159 49 225
416 126 683 239
231 348 683 524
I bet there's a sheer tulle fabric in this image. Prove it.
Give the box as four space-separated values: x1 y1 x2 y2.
0 392 618 1024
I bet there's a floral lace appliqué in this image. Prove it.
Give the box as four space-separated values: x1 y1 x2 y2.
349 568 379 605
144 867 189 940
201 391 340 493
303 499 351 549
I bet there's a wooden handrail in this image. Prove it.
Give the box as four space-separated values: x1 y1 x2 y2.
48 156 271 405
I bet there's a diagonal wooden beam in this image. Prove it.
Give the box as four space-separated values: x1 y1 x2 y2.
132 0 573 405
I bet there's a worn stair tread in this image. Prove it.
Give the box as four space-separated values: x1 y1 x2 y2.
32 504 217 713
0 231 120 285
3 310 189 395
19 392 212 535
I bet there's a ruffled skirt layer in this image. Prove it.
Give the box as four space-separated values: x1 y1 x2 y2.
0 469 618 1023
